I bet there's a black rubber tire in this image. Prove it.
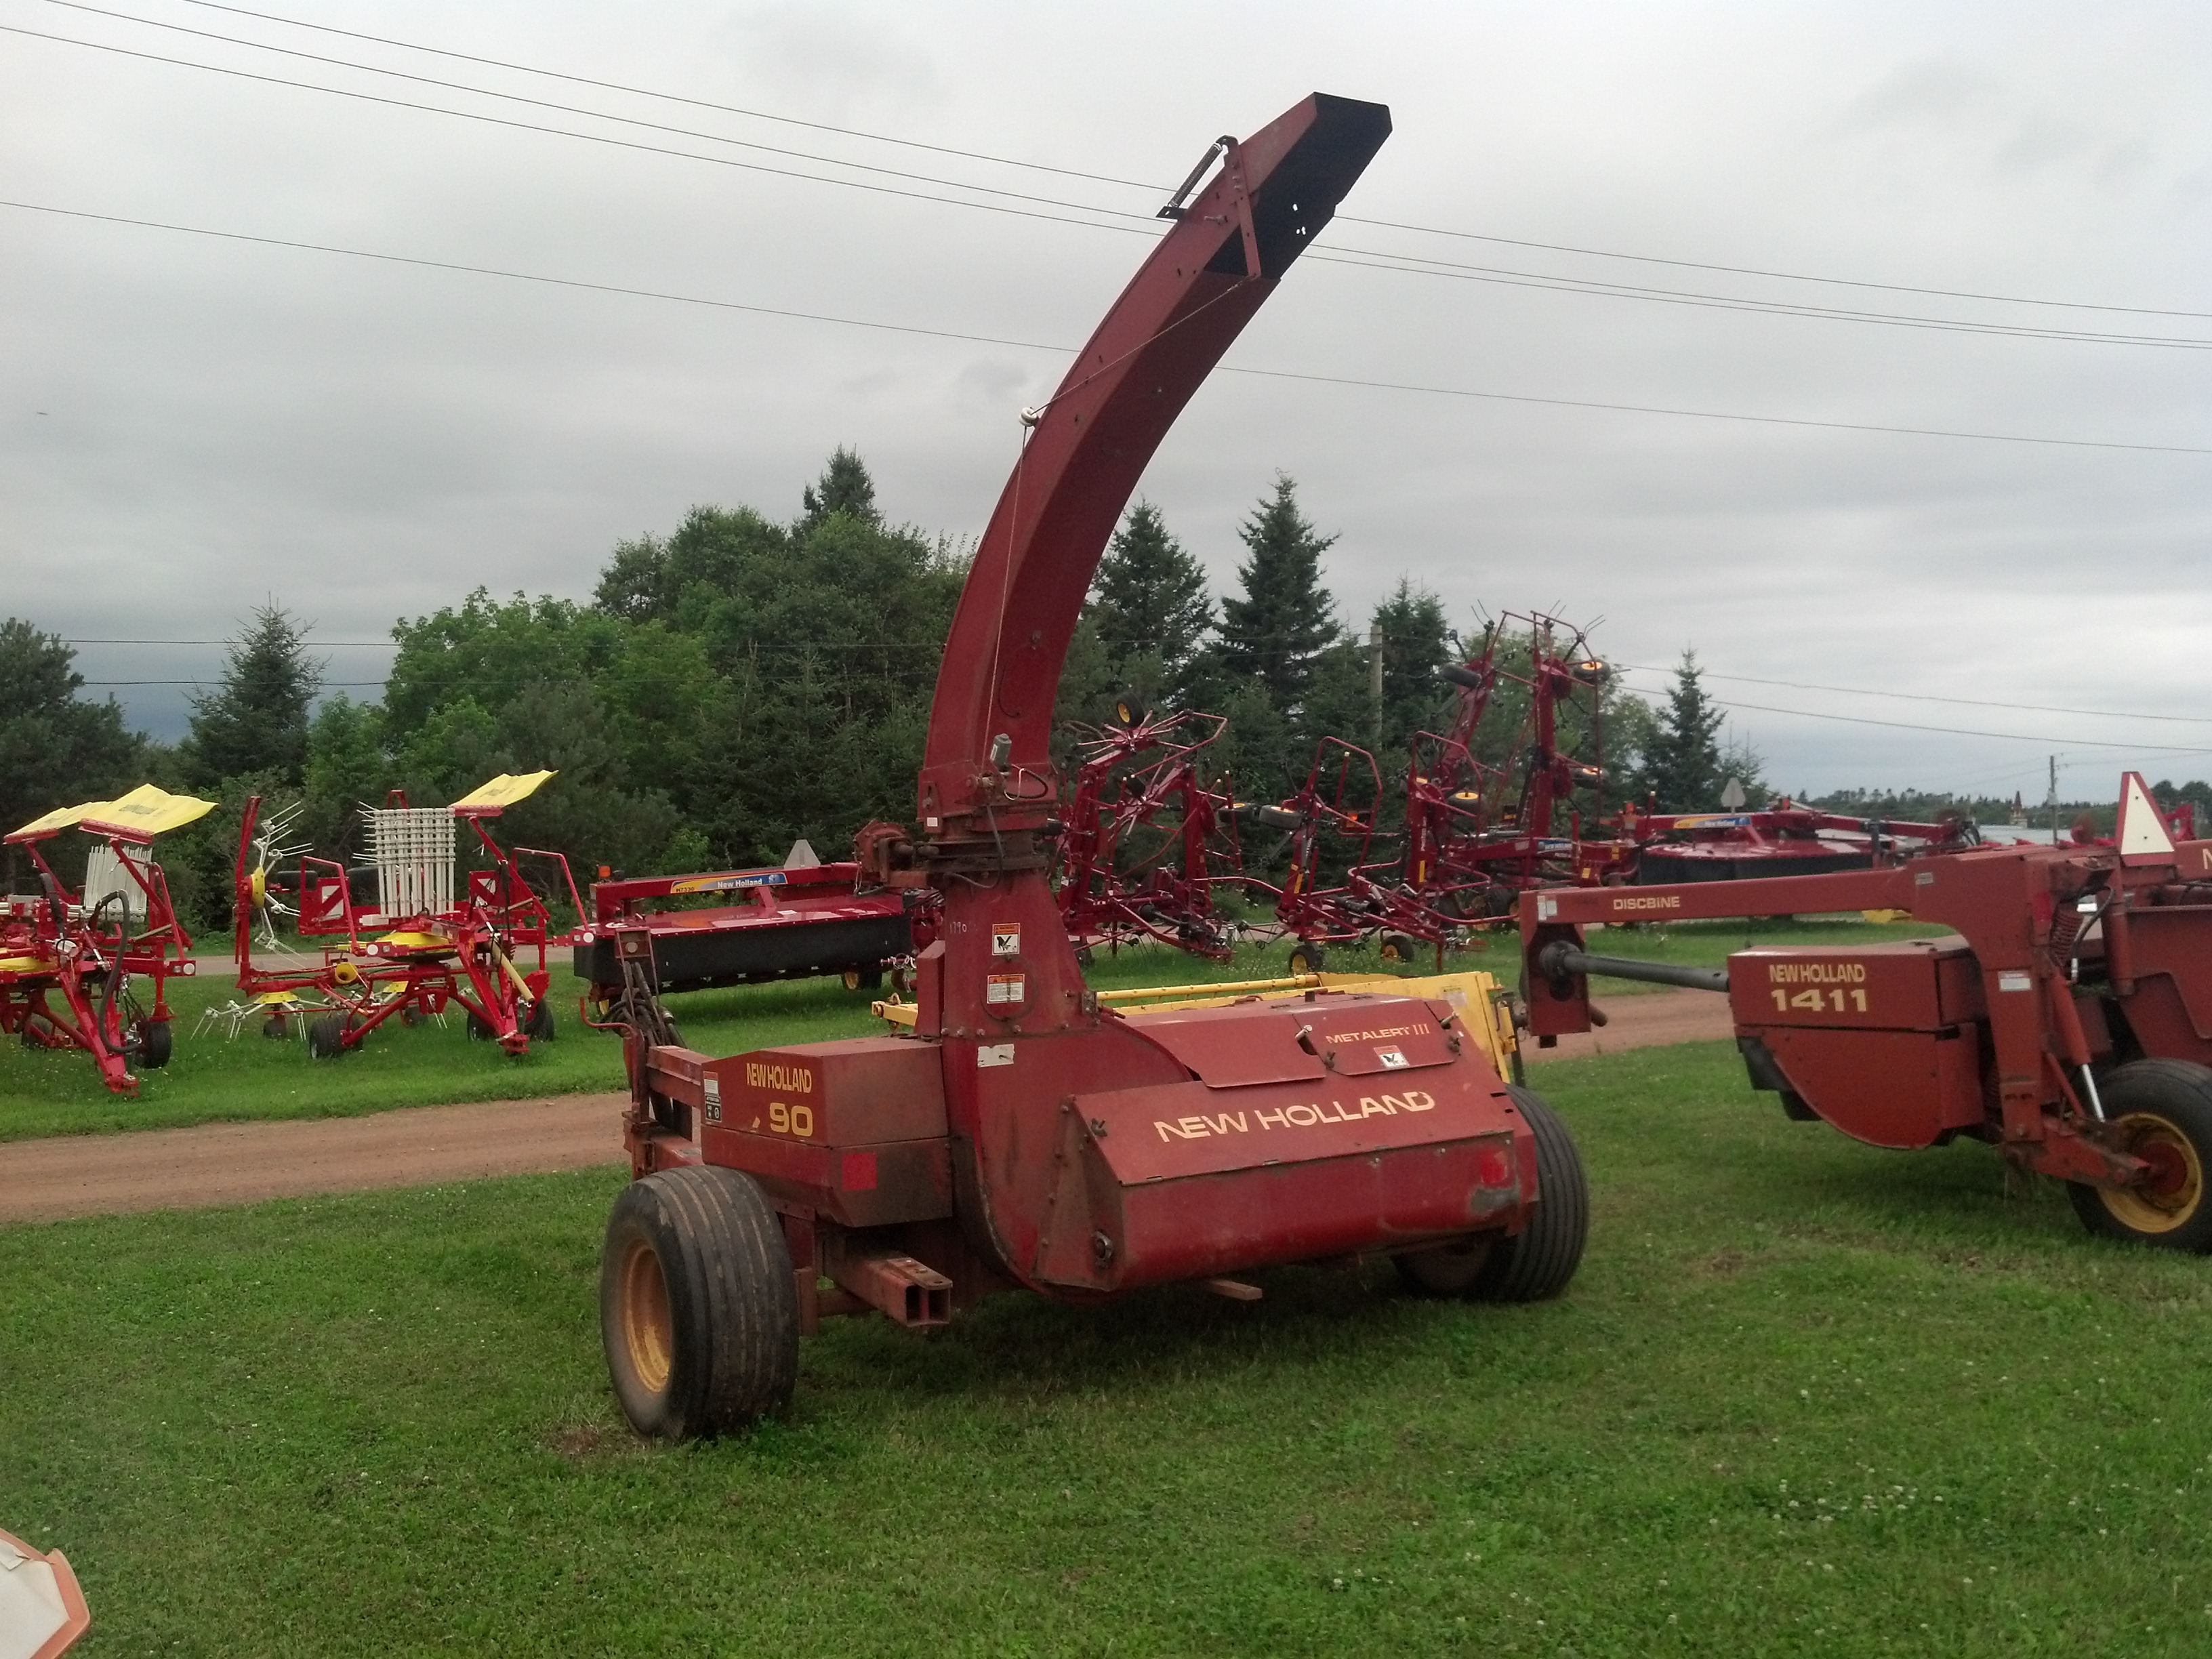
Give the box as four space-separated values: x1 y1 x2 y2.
2067 1060 2212 1252
306 1013 348 1061
466 1012 496 1042
600 1167 799 1440
525 998 556 1042
1393 1236 1494 1295
137 1019 174 1069
1288 942 1326 975
260 1012 290 1041
1378 932 1417 966
1472 1085 1589 1302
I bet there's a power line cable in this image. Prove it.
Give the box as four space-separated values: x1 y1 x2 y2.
1330 218 2212 322
42 0 1167 224
1303 247 2212 350
0 25 1161 239
28 14 2209 352
1615 664 2212 726
166 0 2212 323
174 0 1166 193
1614 685 2212 754
12 199 2210 458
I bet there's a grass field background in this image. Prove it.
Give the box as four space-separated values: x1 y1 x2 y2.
6 1038 2209 1655
0 916 1950 1142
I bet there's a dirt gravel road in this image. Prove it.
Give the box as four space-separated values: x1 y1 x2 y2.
0 989 1734 1224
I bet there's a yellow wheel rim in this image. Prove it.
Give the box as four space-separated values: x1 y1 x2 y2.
619 1237 674 1393
2103 1111 2205 1235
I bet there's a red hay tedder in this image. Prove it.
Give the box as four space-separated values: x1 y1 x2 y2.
1057 705 1243 962
224 773 580 1058
1521 771 2212 1249
596 93 1591 1439
1 785 211 1094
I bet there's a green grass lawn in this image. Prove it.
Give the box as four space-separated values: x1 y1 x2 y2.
6 1040 2210 1655
0 918 1954 1141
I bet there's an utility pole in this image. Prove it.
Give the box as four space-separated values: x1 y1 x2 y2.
1369 621 1384 745
2047 755 2060 841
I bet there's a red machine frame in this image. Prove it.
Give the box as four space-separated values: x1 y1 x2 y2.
1 786 209 1094
1518 771 2212 1246
230 777 580 1058
597 93 1593 1440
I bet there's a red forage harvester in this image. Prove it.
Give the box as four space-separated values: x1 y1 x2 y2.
595 93 1591 1439
1 784 212 1094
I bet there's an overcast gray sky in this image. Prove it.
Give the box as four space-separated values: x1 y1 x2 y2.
5 1 2208 801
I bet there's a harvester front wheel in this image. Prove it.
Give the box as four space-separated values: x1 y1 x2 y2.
600 1166 799 1441
1394 1086 1587 1301
2068 1061 2212 1252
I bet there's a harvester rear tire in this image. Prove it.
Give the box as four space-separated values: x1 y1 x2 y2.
138 1019 173 1069
525 998 556 1042
306 1014 348 1060
1472 1086 1589 1302
2067 1061 2212 1252
1392 1086 1589 1301
601 1166 799 1441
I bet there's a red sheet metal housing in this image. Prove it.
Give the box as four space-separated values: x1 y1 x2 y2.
625 93 1554 1315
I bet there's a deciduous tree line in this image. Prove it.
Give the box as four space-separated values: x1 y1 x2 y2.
5 451 1805 924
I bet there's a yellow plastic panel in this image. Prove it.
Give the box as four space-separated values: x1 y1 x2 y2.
450 771 556 814
76 785 218 842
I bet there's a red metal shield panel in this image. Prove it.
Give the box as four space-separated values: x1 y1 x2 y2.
1124 1006 1327 1088
1080 1056 1515 1185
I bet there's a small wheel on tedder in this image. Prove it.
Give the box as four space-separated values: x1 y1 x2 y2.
1378 931 1417 966
600 1166 800 1440
525 998 556 1042
306 1013 348 1060
466 1012 496 1042
2068 1060 2212 1251
1396 1086 1589 1300
1288 941 1326 975
136 1019 173 1069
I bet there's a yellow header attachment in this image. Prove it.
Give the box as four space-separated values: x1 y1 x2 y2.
450 770 556 815
8 784 218 844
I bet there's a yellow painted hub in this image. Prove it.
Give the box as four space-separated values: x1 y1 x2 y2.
2103 1111 2205 1235
619 1237 674 1393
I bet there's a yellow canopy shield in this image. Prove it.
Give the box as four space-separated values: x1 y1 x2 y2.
77 784 220 842
7 784 216 844
450 771 556 815
5 799 112 843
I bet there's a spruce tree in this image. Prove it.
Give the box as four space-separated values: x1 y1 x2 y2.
1635 649 1727 812
1372 579 1450 747
184 604 323 787
1214 474 1340 717
800 446 880 531
1087 501 1214 708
